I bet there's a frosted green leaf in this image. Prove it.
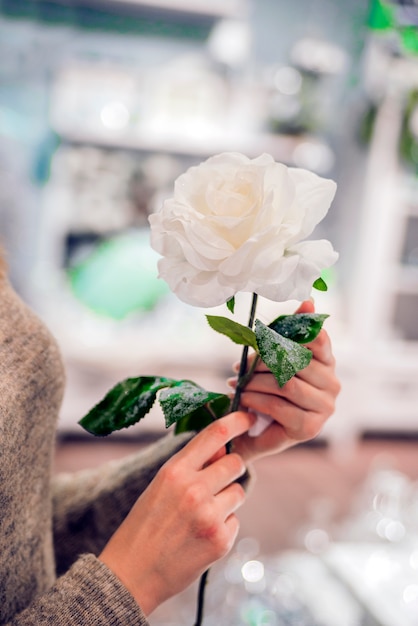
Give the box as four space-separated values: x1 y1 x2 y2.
269 313 328 344
174 394 231 434
206 315 258 351
79 376 176 436
255 320 312 387
159 380 230 428
174 406 214 434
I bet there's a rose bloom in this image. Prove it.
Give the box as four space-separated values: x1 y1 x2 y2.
149 152 338 308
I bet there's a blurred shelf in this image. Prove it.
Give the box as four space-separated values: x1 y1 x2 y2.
0 0 247 21
0 0 236 38
82 0 247 19
51 125 327 163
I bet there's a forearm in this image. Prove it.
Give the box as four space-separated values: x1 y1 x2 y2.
8 555 148 626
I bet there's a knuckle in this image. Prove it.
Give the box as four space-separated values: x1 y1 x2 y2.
196 515 240 560
209 527 231 559
333 377 342 397
207 420 230 444
224 514 240 553
193 508 218 538
321 393 337 419
159 459 183 485
326 396 336 417
230 480 246 503
303 416 324 440
196 503 215 528
228 452 246 477
184 482 206 508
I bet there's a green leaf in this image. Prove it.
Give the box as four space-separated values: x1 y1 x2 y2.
159 380 230 428
226 296 235 314
174 406 214 434
255 320 312 387
174 394 231 434
206 315 258 351
208 393 232 419
78 376 175 436
269 313 329 344
313 277 328 291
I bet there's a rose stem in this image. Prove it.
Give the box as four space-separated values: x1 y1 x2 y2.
230 292 259 414
194 293 259 626
194 570 209 626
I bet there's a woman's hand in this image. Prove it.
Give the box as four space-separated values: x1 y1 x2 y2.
231 300 341 462
99 411 255 617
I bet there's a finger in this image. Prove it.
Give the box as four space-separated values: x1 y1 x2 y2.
304 329 335 365
193 483 245 556
295 358 340 396
244 333 333 377
293 298 335 364
205 447 227 467
230 302 315 376
236 359 333 401
202 452 246 495
214 481 246 518
295 299 315 314
241 372 326 412
239 390 308 435
223 513 241 551
246 392 327 442
236 422 296 459
176 411 256 470
235 332 333 378
230 343 338 401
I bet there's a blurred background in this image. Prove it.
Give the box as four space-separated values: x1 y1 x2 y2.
1 1 418 624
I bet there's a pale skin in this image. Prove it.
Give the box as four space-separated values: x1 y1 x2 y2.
99 299 340 616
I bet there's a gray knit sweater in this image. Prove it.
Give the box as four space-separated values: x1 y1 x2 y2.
0 277 192 625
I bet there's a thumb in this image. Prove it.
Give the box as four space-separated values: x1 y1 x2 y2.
295 299 315 314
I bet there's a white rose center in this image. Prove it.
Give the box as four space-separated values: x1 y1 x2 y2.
205 170 260 218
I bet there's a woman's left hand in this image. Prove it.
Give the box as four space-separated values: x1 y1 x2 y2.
230 300 341 462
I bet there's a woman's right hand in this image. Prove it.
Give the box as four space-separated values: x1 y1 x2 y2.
99 411 255 616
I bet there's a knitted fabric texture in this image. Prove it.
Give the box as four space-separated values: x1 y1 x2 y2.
0 278 192 625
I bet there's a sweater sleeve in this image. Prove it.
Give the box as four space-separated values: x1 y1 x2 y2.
9 555 148 626
52 431 194 575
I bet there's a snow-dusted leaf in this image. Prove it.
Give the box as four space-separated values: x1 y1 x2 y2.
255 320 312 387
269 313 328 344
79 376 175 436
160 380 230 428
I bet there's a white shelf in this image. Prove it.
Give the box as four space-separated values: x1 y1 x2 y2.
52 125 320 162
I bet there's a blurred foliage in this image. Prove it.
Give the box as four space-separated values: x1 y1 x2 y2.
358 89 418 174
399 89 418 173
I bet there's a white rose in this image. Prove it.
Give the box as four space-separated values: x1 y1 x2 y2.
149 152 338 308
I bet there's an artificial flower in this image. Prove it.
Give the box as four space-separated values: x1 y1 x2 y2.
149 152 338 307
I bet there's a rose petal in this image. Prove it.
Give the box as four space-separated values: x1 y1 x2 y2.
287 168 337 240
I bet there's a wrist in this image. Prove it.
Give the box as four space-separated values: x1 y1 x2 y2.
99 545 164 618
